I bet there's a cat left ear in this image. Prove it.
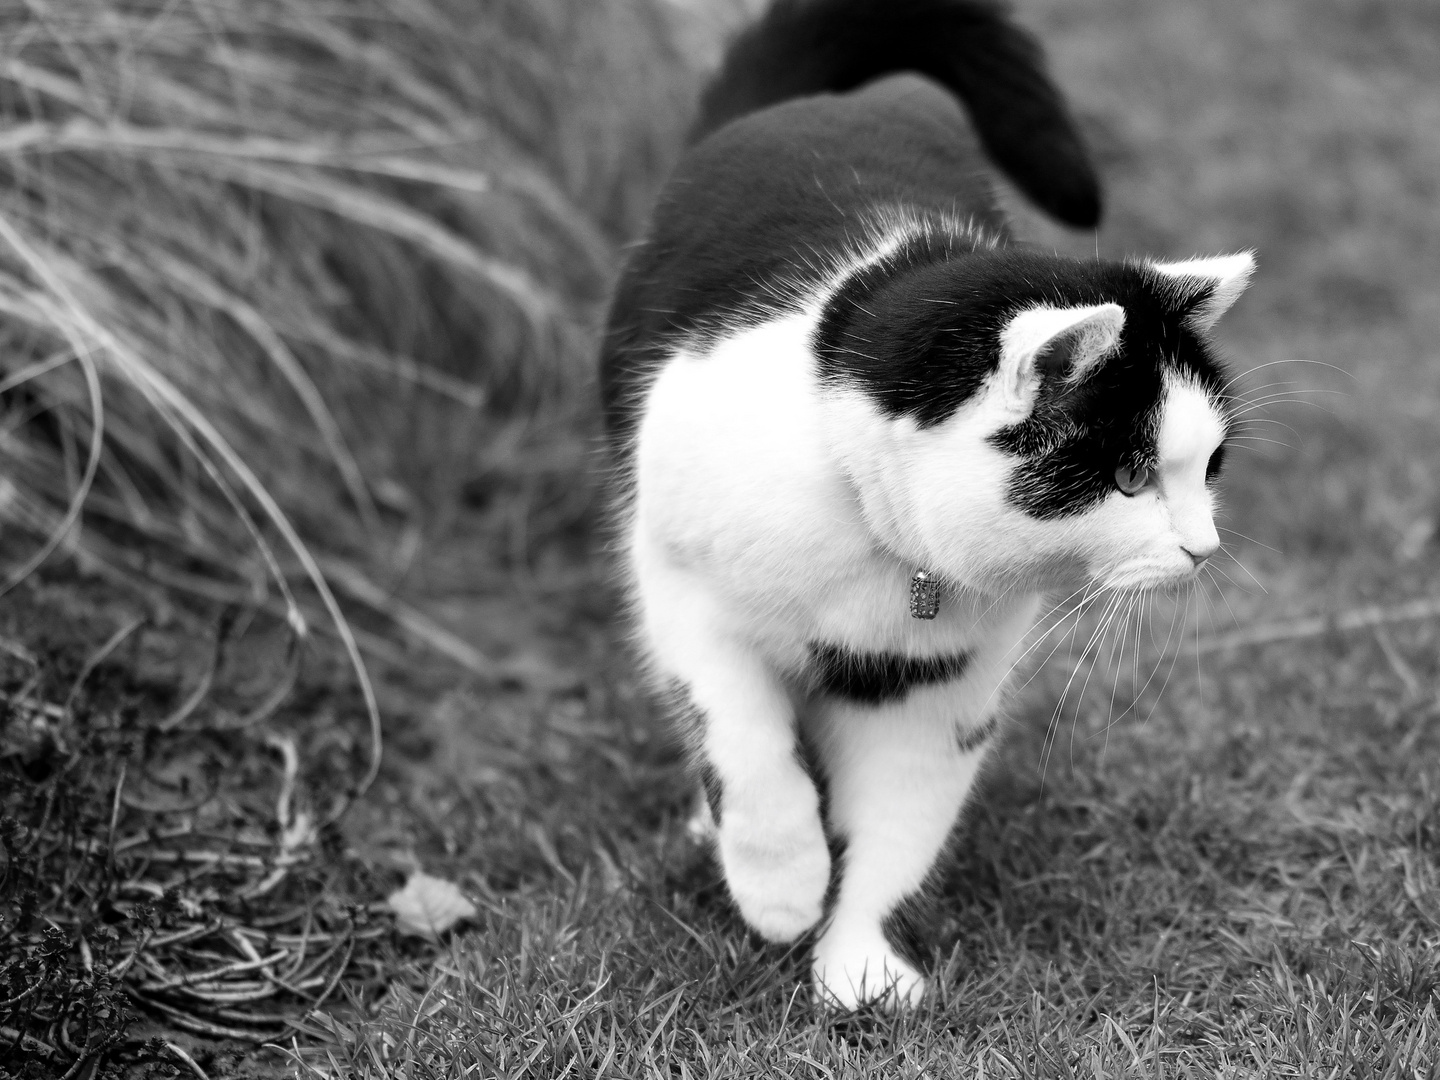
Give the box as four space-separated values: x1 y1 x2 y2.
997 302 1126 417
1150 251 1256 332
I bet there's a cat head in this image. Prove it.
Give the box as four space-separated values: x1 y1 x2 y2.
815 248 1255 595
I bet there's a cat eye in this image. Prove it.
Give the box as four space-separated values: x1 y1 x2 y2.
1114 462 1153 496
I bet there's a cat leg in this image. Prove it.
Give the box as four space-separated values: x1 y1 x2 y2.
660 640 830 943
810 690 998 1008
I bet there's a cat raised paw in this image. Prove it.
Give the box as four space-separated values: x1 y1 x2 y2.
719 811 831 942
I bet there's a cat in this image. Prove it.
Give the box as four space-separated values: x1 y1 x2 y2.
600 0 1253 1009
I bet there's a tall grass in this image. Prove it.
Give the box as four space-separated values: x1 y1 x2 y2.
0 0 701 660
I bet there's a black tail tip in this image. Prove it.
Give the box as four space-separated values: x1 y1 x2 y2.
1044 180 1103 230
997 140 1104 229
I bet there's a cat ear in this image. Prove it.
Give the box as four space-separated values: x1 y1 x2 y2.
997 302 1126 415
1149 251 1256 332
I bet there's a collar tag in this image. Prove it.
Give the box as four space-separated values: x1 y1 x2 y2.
909 569 940 620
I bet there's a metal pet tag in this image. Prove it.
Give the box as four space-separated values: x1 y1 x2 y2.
909 569 940 620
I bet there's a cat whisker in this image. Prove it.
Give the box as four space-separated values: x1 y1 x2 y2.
1095 591 1142 754
1142 587 1192 727
988 580 1106 705
1218 357 1356 399
1214 546 1266 594
1228 398 1338 421
1229 415 1304 438
1200 561 1246 632
1077 589 1139 751
1224 435 1297 452
1227 378 1304 401
1193 579 1212 695
1229 418 1306 441
1216 525 1279 554
1131 589 1186 722
1203 557 1251 595
1089 590 1153 748
1038 590 1121 781
1045 589 1129 776
1227 391 1344 418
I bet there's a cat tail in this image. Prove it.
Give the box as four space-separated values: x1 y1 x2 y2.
692 0 1102 228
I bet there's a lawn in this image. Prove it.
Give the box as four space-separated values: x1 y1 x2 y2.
4 0 1440 1076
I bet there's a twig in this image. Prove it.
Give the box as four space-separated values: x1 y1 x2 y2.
234 926 388 947
164 1040 212 1080
140 951 288 990
167 984 283 1005
110 926 153 979
0 1024 56 1058
210 1006 320 1025
0 980 42 1009
1193 596 1440 656
297 929 355 1019
125 990 282 1042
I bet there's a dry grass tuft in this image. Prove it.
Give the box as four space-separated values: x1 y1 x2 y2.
0 0 697 654
0 6 707 1070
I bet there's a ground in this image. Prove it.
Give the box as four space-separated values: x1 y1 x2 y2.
4 0 1440 1076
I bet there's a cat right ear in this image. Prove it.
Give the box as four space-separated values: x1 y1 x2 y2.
1150 252 1256 332
997 303 1126 417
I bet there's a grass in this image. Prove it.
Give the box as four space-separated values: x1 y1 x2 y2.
291 0 1440 1074
0 1 703 1075
5 0 1440 1075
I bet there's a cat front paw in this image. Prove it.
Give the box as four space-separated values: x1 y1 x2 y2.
719 811 830 943
811 931 927 1011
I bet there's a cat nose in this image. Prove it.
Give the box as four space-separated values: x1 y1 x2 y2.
1182 542 1218 567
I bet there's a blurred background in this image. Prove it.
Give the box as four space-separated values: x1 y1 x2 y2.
1 0 1437 1075
3 0 1433 668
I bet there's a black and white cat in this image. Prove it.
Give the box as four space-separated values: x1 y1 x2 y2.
601 0 1252 1008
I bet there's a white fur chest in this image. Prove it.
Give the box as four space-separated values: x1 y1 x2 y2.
628 312 1038 670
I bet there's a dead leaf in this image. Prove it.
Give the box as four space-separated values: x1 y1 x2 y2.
386 871 477 939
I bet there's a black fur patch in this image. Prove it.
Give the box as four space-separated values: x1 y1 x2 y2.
814 232 999 428
986 257 1231 519
880 893 937 972
697 761 724 826
819 247 1233 519
601 77 1006 452
809 642 972 704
